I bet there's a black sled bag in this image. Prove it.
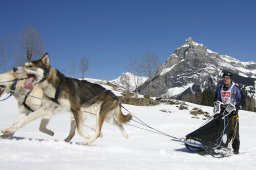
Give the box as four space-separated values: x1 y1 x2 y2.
185 115 234 151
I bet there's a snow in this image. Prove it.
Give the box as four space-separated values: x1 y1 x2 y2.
238 72 249 78
242 61 256 65
82 77 123 96
0 96 256 170
110 72 148 91
181 44 189 48
221 55 241 63
82 77 109 84
163 83 194 98
160 64 177 76
218 55 256 78
207 49 217 54
235 67 256 78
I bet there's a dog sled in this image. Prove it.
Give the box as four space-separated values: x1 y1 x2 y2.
184 101 238 157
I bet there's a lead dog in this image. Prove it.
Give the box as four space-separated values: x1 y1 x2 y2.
0 68 104 141
23 53 132 144
0 68 76 141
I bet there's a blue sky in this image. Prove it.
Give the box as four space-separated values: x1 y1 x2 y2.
0 0 255 80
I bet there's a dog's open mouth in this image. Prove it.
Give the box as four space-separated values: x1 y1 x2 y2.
24 74 37 90
0 85 6 97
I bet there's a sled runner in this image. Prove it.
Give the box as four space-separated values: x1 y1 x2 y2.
185 101 237 157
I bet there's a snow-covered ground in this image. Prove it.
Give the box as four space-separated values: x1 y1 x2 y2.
0 96 256 170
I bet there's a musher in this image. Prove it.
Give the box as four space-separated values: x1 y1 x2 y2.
214 72 245 154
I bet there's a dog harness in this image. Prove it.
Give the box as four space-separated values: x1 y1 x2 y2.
38 68 65 105
48 76 65 104
10 78 35 112
23 91 35 112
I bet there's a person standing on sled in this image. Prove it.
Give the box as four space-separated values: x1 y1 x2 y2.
214 72 244 155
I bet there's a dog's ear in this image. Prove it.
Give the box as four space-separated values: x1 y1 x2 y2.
41 53 50 66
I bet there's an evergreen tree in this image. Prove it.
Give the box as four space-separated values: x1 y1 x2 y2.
201 88 214 106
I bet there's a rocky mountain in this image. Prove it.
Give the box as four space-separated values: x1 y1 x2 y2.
138 37 256 111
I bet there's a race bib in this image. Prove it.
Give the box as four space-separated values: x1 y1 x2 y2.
221 91 231 104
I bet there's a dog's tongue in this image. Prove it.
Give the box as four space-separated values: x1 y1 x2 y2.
24 77 34 90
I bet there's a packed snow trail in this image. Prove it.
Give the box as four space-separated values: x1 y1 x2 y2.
0 97 256 170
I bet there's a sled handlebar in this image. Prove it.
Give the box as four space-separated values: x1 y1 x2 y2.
213 101 236 115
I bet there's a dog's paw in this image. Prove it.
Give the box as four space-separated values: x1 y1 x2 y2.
64 135 75 142
1 129 15 138
83 140 91 145
49 131 54 136
83 135 99 145
122 132 129 139
43 129 54 136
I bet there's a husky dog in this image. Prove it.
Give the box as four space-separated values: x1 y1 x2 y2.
0 68 103 141
23 53 132 144
0 68 77 141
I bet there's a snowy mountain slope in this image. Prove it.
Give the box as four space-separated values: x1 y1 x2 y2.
0 96 256 170
110 72 148 92
80 74 147 96
81 77 123 96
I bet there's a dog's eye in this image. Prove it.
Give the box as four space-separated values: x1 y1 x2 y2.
25 62 34 68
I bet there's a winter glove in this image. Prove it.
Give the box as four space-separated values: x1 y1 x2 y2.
213 101 222 114
231 110 238 116
226 103 236 114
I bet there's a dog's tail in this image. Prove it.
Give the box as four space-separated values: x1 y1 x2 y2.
116 103 132 124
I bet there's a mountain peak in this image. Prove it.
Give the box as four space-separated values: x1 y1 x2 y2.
120 72 134 77
110 72 148 91
185 37 203 47
186 37 193 44
139 38 256 111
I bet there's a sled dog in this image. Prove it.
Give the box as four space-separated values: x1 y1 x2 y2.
0 68 105 141
22 53 132 144
0 68 77 141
